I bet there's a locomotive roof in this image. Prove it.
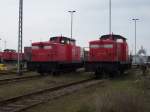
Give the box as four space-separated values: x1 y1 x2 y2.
50 36 76 42
3 49 16 52
32 36 76 45
100 34 126 40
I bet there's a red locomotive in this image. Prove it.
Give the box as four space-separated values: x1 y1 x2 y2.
2 49 18 62
27 36 83 74
85 34 131 77
0 49 24 63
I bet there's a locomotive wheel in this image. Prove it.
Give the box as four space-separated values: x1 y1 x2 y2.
116 70 121 77
40 72 45 75
95 70 103 79
119 68 125 77
109 72 114 78
109 68 121 78
51 69 60 76
37 69 44 75
37 69 45 75
51 70 56 75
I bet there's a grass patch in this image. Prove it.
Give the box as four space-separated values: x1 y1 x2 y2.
95 89 145 112
77 105 94 112
24 69 150 112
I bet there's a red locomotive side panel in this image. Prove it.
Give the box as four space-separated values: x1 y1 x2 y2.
89 39 115 62
73 46 81 62
115 39 129 63
32 42 71 62
65 44 81 62
56 44 68 62
31 36 81 63
32 42 54 62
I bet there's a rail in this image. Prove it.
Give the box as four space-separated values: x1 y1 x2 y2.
0 78 103 112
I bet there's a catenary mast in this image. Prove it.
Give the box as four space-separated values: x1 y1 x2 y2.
17 0 23 75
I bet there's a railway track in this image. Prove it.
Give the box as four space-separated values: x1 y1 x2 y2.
0 70 28 75
0 78 103 112
0 75 43 85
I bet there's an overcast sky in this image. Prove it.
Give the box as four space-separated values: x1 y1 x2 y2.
0 0 150 54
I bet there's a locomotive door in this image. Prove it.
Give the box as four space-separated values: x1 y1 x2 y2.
116 43 121 62
66 44 72 62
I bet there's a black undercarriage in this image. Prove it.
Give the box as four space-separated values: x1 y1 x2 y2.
85 61 131 77
27 61 83 74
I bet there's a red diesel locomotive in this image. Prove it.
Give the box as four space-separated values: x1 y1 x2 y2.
85 34 131 77
1 49 24 63
27 36 83 74
2 49 18 62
